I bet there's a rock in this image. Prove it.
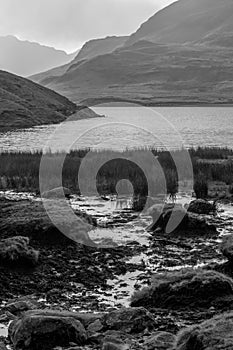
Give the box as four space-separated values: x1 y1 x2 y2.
5 297 38 315
148 204 216 234
187 199 216 215
102 342 128 350
41 187 71 199
220 235 233 263
131 269 233 310
9 312 87 350
0 236 39 267
23 310 103 328
103 307 156 333
143 331 176 350
87 319 104 334
175 311 233 350
0 343 7 350
0 198 96 246
0 312 16 322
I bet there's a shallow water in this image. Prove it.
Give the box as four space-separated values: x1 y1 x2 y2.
1 107 233 152
1 190 232 310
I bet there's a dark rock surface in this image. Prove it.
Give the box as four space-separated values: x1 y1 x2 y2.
131 269 233 310
148 204 216 235
176 311 233 350
103 307 156 333
143 331 176 350
9 312 87 350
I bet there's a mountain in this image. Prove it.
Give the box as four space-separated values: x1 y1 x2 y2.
126 0 233 46
30 36 128 85
42 0 233 105
44 40 233 105
0 35 77 77
0 70 100 130
74 36 128 62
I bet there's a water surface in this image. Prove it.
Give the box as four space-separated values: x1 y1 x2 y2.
1 107 233 152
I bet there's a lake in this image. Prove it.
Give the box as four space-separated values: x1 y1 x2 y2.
1 106 233 152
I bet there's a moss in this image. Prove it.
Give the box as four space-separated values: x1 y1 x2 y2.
131 269 233 310
176 311 233 350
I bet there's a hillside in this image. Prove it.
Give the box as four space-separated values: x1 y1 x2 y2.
30 36 128 85
74 36 128 62
0 35 77 77
43 0 233 105
126 0 233 46
0 70 78 130
45 40 233 105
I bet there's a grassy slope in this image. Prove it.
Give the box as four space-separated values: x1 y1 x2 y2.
0 70 77 130
30 36 128 86
47 41 233 105
40 0 233 105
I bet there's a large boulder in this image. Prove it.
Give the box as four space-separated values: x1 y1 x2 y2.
103 307 156 334
147 204 216 234
131 269 233 309
187 199 216 215
176 311 233 350
8 311 87 350
0 198 96 246
0 236 39 267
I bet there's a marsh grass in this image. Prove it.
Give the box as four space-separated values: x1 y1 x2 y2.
0 147 233 199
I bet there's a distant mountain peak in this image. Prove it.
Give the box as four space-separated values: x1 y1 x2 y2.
0 35 78 77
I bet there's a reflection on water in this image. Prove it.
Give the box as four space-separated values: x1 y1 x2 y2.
1 107 233 152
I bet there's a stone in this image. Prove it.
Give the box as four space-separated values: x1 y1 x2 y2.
9 312 87 350
5 298 38 315
148 204 216 234
103 307 156 333
102 342 128 350
220 235 233 263
187 199 216 215
0 343 7 350
41 187 71 199
131 269 233 309
176 311 233 350
143 331 176 350
23 310 103 328
87 319 104 333
0 236 39 267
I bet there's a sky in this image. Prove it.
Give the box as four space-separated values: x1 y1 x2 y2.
0 0 175 53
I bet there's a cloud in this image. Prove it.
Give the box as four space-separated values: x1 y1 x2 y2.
0 0 175 52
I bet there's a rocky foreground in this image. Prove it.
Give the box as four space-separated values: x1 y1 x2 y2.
1 196 233 349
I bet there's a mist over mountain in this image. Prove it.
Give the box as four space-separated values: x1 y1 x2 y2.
41 0 233 105
30 36 128 85
0 36 77 77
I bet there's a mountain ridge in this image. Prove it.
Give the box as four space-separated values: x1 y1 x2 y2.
30 36 128 85
0 35 78 77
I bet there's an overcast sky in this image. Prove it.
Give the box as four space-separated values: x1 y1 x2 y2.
0 0 175 53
